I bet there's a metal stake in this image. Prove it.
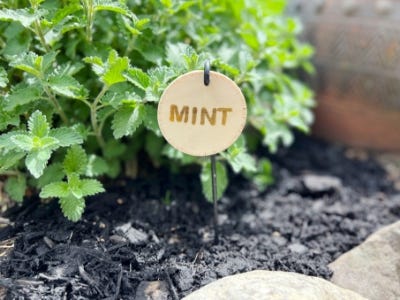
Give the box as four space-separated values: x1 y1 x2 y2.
204 60 219 244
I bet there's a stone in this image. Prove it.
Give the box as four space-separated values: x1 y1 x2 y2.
288 243 308 254
174 265 195 292
302 174 342 194
183 270 366 300
329 221 400 300
135 281 169 300
115 223 148 245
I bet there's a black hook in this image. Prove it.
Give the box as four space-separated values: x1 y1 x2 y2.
204 60 210 86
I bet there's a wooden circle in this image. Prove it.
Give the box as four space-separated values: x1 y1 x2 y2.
157 70 247 156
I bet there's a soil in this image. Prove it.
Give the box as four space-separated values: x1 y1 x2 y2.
0 136 399 299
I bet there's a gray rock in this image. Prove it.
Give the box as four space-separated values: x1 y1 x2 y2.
115 223 148 245
183 270 366 300
288 243 308 254
272 235 288 247
329 221 400 300
135 281 169 300
302 174 342 193
174 265 195 292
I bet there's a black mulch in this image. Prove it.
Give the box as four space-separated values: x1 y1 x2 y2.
0 136 399 299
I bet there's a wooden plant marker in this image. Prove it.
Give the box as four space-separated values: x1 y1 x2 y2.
157 62 247 242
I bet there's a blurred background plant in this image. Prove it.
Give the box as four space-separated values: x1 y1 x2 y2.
0 0 314 221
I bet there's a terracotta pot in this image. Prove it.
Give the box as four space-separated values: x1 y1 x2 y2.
287 0 400 151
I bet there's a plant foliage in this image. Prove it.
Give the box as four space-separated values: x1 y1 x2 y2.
0 0 314 221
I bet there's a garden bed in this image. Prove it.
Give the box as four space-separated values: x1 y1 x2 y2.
0 136 399 299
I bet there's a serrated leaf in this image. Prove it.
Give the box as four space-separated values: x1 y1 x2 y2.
63 145 87 175
93 0 130 15
79 179 104 197
59 196 85 222
52 3 82 25
0 67 8 88
2 22 32 56
9 52 42 77
4 85 42 111
40 181 69 198
0 131 23 151
0 8 46 28
166 43 195 69
104 140 126 159
67 173 83 198
200 160 228 202
48 74 88 99
0 109 20 130
222 138 257 173
227 151 256 173
0 151 25 172
112 105 144 138
143 105 160 135
37 163 64 188
11 134 33 151
147 66 176 85
124 68 150 90
102 50 129 86
5 176 26 202
28 111 50 137
37 136 59 150
25 148 52 178
251 159 274 191
83 56 104 76
86 155 108 177
42 51 58 73
49 127 83 147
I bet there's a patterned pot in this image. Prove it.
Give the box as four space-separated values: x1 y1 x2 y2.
287 0 400 151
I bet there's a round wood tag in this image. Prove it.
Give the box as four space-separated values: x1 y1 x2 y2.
157 70 247 156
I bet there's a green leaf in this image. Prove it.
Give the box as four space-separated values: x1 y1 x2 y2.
200 160 228 202
0 109 20 131
11 134 33 151
28 111 50 138
40 181 69 198
5 176 26 202
227 151 257 173
124 68 150 90
0 67 8 88
36 136 59 150
79 179 105 197
9 52 43 77
67 173 83 198
0 151 25 172
142 105 160 135
93 0 130 15
104 140 126 159
4 85 42 111
37 163 64 188
49 127 83 147
63 145 87 175
251 159 274 191
25 148 52 178
102 50 129 87
59 196 85 222
112 105 144 139
48 74 88 99
83 56 104 76
85 155 109 177
42 51 58 73
166 43 195 70
67 174 104 199
0 131 23 151
0 8 46 28
2 22 32 56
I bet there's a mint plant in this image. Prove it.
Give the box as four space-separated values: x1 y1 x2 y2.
0 0 314 221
